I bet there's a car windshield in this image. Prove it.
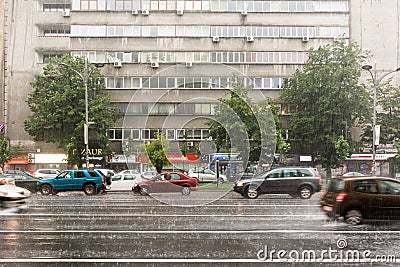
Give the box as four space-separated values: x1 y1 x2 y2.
327 179 345 192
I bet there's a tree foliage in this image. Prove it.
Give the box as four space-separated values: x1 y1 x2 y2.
281 40 371 175
207 77 288 169
0 134 11 170
139 133 170 173
24 55 122 166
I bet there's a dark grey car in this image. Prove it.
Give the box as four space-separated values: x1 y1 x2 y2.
233 167 322 199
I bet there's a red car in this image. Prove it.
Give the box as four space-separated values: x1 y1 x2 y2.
132 172 198 196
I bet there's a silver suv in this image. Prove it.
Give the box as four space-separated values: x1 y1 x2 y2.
33 169 60 179
233 167 322 199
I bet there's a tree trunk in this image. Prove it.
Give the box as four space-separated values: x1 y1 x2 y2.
325 167 332 184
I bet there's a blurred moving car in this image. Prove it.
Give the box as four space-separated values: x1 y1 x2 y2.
1 176 15 186
0 183 31 208
132 172 198 196
321 176 400 225
233 167 322 199
3 172 40 193
141 171 157 179
107 173 145 191
33 169 60 179
188 168 227 183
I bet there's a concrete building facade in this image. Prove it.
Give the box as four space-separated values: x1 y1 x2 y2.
1 0 399 172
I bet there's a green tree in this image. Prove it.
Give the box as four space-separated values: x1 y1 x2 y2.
0 134 11 170
24 55 122 166
207 77 287 170
374 79 400 176
281 40 371 179
140 133 170 173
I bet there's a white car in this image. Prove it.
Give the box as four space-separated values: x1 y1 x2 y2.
0 184 31 208
107 173 145 191
188 169 227 183
141 171 157 179
33 169 60 179
117 170 140 175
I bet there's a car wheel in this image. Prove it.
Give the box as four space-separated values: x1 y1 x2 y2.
344 209 363 225
83 184 96 195
139 186 149 196
40 184 52 196
181 186 191 196
298 186 312 199
217 177 225 184
245 186 259 199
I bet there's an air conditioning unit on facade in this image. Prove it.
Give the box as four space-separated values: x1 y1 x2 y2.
62 10 70 17
302 36 310 42
187 142 194 147
132 10 139 15
185 62 192 67
246 36 254 42
177 9 184 16
142 9 150 16
113 60 122 68
212 36 220 42
151 62 159 68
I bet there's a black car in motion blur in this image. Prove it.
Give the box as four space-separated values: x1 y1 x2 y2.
233 167 322 199
2 172 40 193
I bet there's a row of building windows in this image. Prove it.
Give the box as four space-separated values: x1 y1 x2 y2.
68 25 349 38
42 3 71 11
108 128 211 141
68 0 348 12
105 76 285 90
118 102 216 115
40 51 308 65
114 101 294 116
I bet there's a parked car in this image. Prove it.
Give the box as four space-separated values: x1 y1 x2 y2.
95 169 115 177
132 172 198 196
233 167 322 199
107 173 145 191
117 170 140 175
341 172 366 177
38 169 106 195
321 176 400 225
0 184 31 208
141 171 158 179
188 168 227 183
3 172 40 193
233 171 256 181
33 169 60 179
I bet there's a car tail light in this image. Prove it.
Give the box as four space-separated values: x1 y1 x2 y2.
0 178 6 185
336 193 347 202
318 175 322 185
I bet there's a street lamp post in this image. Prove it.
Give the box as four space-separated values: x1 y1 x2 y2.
362 63 400 175
60 59 104 168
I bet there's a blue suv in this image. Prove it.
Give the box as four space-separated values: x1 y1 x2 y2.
38 169 105 195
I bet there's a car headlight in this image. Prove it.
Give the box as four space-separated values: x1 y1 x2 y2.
236 182 244 187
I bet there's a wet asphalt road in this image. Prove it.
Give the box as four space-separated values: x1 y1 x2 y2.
0 190 400 267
